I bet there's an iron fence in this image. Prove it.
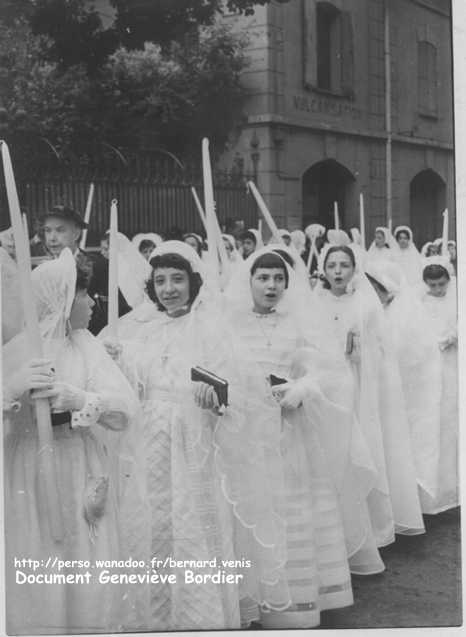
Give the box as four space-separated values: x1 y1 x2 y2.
0 146 258 245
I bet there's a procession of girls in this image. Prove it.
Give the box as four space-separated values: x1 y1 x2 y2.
2 213 458 634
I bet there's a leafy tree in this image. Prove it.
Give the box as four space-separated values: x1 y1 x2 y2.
0 21 95 156
110 0 275 49
29 0 118 73
0 0 36 26
98 22 249 156
0 0 273 160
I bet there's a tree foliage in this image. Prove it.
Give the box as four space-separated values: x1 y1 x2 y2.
0 21 95 153
0 0 277 159
29 0 118 73
110 0 275 49
98 23 249 156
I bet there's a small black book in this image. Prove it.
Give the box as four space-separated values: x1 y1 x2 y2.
191 366 229 408
269 374 288 387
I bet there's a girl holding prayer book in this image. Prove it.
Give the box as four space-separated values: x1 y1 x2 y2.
103 241 245 632
222 248 357 629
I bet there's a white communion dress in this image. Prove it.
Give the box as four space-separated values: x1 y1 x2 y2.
421 285 459 513
317 284 425 543
107 242 241 632
228 305 354 629
367 260 443 512
3 328 138 635
114 306 242 632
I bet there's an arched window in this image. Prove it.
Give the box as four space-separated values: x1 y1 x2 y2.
418 40 438 117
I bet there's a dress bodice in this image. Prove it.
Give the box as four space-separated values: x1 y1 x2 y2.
318 290 360 349
140 313 194 399
422 291 457 340
234 310 301 379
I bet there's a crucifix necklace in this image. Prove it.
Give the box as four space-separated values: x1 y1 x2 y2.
254 311 279 348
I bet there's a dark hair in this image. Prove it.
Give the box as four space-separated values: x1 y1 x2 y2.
250 252 289 288
365 272 389 295
139 239 155 253
323 245 356 270
240 230 257 245
76 265 90 291
272 248 295 269
395 229 410 241
183 233 202 256
321 245 356 290
375 229 389 248
423 263 450 283
145 252 203 311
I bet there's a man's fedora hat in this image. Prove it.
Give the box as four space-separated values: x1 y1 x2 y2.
40 205 88 229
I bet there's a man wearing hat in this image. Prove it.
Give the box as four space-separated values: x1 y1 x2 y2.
41 204 88 259
39 204 93 278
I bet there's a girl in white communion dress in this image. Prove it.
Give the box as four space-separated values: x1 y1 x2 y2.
3 248 138 635
223 248 356 629
316 246 425 548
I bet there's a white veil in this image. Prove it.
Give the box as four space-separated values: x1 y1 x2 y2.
392 225 423 285
367 227 396 262
31 248 77 358
0 245 23 344
290 230 305 255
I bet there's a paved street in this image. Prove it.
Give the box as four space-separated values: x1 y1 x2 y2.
321 508 461 629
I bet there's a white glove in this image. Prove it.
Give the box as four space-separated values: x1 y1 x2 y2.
439 334 457 351
4 358 55 405
193 381 220 413
32 382 86 412
275 377 320 410
103 339 122 361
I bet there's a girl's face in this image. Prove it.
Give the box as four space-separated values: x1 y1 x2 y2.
425 275 449 298
282 235 291 247
250 267 286 313
184 236 199 253
69 289 94 330
242 238 256 258
153 267 190 315
374 231 386 248
140 243 155 261
426 244 438 257
100 239 109 260
397 232 410 250
324 250 355 296
448 244 456 259
223 237 233 255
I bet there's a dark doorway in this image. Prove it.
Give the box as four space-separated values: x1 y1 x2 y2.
410 169 446 247
302 159 355 229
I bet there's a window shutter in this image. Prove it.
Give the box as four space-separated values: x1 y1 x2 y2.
418 40 438 116
340 11 354 97
427 43 438 115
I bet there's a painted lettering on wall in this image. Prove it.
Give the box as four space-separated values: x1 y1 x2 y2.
293 95 361 119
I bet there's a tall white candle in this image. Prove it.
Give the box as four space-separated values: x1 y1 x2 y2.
247 181 283 244
441 209 449 257
359 193 366 249
79 182 95 250
334 201 340 231
1 141 64 542
108 199 119 338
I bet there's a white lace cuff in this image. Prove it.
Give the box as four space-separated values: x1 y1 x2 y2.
71 392 103 429
3 396 21 413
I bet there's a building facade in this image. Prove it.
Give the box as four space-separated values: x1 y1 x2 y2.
220 0 454 247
